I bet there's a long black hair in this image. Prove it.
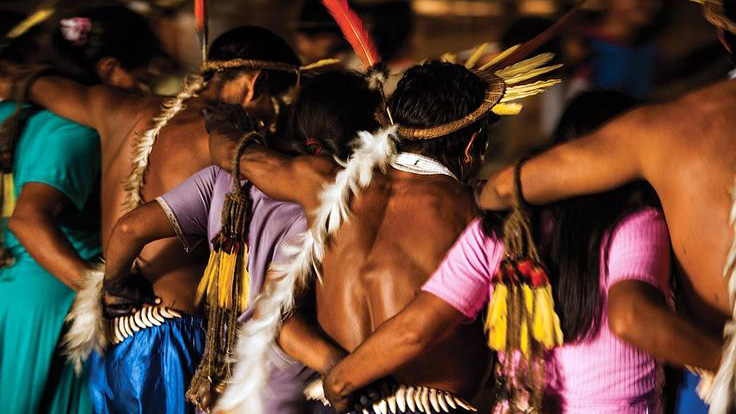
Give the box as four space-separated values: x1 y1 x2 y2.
485 90 659 343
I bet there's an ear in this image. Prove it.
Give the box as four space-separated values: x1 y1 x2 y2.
95 57 118 83
241 71 262 105
463 130 480 163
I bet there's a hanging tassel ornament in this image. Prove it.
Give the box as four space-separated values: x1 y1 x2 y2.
186 133 261 407
484 159 563 413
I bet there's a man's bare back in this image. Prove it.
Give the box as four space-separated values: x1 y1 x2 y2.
100 94 211 313
318 169 489 397
482 79 736 335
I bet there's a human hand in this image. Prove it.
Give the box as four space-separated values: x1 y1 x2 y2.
101 272 158 317
201 103 261 170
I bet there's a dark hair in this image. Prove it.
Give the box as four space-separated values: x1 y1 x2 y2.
208 26 301 98
51 6 162 84
391 61 497 182
291 70 380 160
484 90 659 343
0 10 43 64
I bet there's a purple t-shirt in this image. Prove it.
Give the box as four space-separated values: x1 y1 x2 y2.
157 166 316 414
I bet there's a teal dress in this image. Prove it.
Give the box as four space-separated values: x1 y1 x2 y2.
0 101 101 414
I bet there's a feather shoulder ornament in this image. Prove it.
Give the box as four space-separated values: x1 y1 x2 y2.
61 264 106 374
216 127 398 414
696 177 736 414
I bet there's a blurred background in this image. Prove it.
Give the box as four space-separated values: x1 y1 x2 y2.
0 0 731 175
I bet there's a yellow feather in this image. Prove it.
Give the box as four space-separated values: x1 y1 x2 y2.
503 64 563 85
440 52 457 63
7 8 54 39
300 59 341 71
522 285 534 314
501 79 562 103
494 53 555 80
478 44 520 71
491 103 523 116
532 288 546 344
465 43 489 69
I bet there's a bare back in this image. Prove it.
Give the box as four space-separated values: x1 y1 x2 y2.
641 80 736 333
100 95 211 314
317 169 489 398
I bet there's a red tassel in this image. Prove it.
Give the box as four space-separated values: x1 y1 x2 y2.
321 0 380 68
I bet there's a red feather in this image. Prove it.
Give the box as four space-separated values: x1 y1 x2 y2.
195 0 208 35
321 0 380 68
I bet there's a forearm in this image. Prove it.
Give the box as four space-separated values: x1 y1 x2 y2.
104 202 175 282
28 76 99 127
325 293 460 399
8 214 92 290
278 314 346 375
609 283 722 372
238 145 301 203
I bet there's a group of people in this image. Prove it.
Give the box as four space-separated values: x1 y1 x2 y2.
0 1 735 414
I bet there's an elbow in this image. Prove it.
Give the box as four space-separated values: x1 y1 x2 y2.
396 320 433 355
114 214 145 243
608 299 639 343
8 213 34 238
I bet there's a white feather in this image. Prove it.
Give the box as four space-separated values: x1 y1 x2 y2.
705 179 736 414
215 127 398 414
122 75 205 212
61 265 106 374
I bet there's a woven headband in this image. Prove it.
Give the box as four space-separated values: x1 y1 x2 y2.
199 58 339 75
391 72 506 140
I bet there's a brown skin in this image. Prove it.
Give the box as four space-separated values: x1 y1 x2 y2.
0 69 273 313
103 201 346 411
323 276 723 412
8 183 95 291
210 132 490 402
480 78 736 338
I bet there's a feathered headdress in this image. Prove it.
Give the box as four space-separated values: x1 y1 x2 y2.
392 1 586 140
687 0 736 34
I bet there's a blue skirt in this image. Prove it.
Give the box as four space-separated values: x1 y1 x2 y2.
88 314 206 414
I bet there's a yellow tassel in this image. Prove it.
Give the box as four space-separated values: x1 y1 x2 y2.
238 248 250 310
218 251 237 308
532 286 564 348
2 173 15 218
520 316 530 359
522 285 534 314
465 43 489 69
195 251 219 306
485 284 508 351
491 103 523 116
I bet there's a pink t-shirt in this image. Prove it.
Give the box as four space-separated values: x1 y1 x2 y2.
422 208 671 414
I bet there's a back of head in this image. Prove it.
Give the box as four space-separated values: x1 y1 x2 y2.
292 70 380 160
390 60 495 182
208 26 301 97
51 6 162 84
553 89 640 144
